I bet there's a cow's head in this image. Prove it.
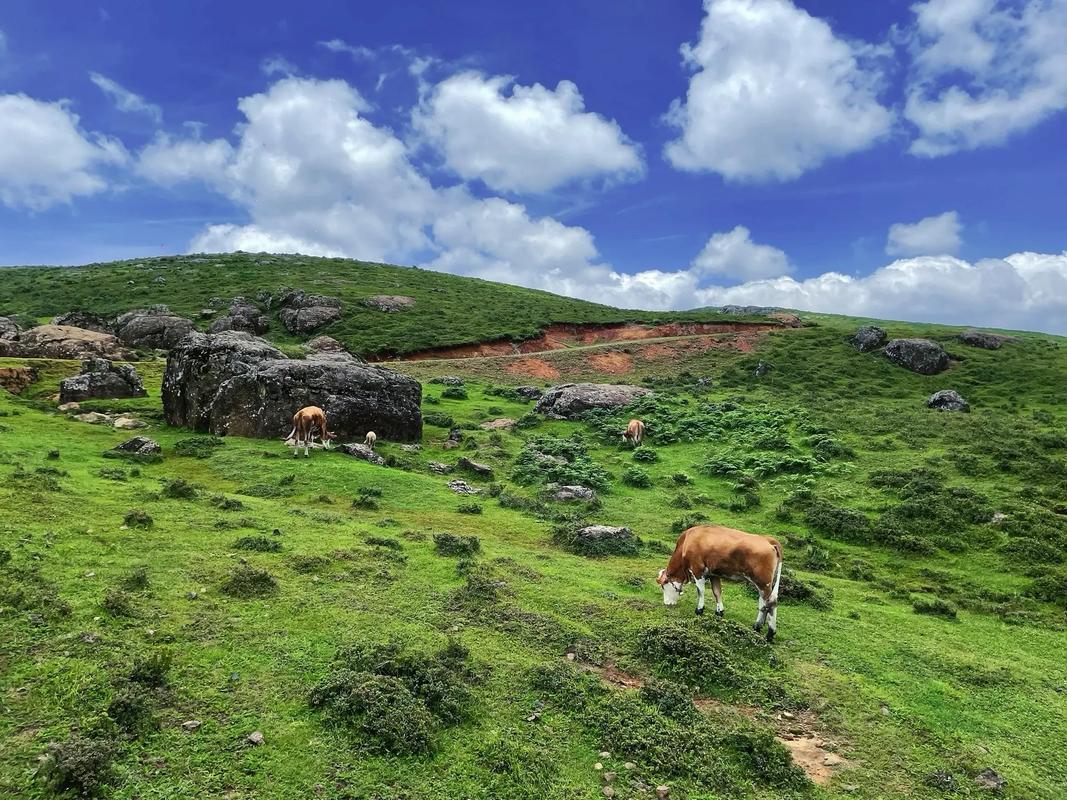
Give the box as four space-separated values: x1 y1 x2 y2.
657 568 684 606
322 431 337 449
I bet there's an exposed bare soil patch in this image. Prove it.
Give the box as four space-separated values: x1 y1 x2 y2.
505 358 561 379
587 351 634 374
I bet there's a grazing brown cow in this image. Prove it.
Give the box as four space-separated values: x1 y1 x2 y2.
286 406 336 458
657 524 783 642
623 418 645 447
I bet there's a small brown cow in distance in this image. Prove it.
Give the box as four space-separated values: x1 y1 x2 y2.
286 406 336 458
623 418 645 447
657 524 783 642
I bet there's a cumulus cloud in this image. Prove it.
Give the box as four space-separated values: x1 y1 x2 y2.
89 72 162 123
0 93 126 210
136 134 234 187
690 225 792 280
261 56 298 76
664 0 893 182
905 0 1067 156
691 252 1067 334
885 211 962 256
413 71 643 193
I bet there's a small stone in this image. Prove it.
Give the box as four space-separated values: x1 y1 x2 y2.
623 762 636 770
880 705 891 716
602 787 615 799
594 762 603 771
84 571 95 578
247 731 264 746
974 768 1006 792
782 711 795 719
603 772 616 784
822 753 844 767
599 751 611 758
565 652 576 661
525 712 540 722
182 720 202 732
656 786 670 800
185 591 199 600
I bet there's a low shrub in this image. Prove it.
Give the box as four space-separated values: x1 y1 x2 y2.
351 489 380 511
107 683 156 734
212 495 244 511
173 436 225 458
672 514 709 534
671 493 694 509
639 678 695 717
912 597 958 619
551 523 640 557
97 468 127 481
671 472 694 485
365 536 403 551
35 734 118 797
433 532 481 557
127 650 173 687
441 386 468 400
622 465 653 488
121 567 149 591
220 565 278 598
287 554 331 574
457 503 483 515
233 536 282 553
160 477 198 499
513 435 610 491
632 446 659 463
102 589 134 617
424 412 455 428
123 509 153 529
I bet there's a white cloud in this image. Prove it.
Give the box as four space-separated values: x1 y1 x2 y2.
0 93 126 210
663 0 893 182
317 38 376 59
413 71 643 193
191 224 343 257
691 252 1067 334
885 211 962 256
89 72 162 123
261 56 298 76
691 225 792 281
136 134 234 187
905 0 1067 156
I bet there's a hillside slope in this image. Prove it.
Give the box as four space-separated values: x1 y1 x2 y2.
0 253 763 357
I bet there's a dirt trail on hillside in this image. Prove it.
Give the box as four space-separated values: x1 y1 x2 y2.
376 320 783 362
575 660 850 786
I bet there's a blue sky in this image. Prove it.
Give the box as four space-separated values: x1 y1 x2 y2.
1 0 1066 331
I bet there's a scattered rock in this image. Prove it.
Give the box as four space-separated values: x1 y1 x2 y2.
480 418 515 430
337 443 386 465
991 512 1008 525
113 417 148 430
850 325 887 352
754 360 773 377
400 444 421 452
924 770 958 792
430 375 464 386
75 412 113 425
448 479 481 495
363 295 415 312
163 332 422 442
51 311 114 334
959 329 1017 350
884 338 951 375
623 762 636 771
58 402 81 412
208 297 270 336
576 525 636 549
552 485 596 502
0 324 136 360
514 385 543 401
110 436 162 456
603 771 616 784
656 787 670 800
428 461 453 474
974 768 1006 792
926 389 970 412
602 787 615 799
278 290 342 334
0 316 20 340
457 457 493 476
0 366 36 394
535 383 651 419
247 731 265 746
114 308 195 350
181 720 202 732
59 358 147 403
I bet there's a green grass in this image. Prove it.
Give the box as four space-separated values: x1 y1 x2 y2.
1 268 1066 799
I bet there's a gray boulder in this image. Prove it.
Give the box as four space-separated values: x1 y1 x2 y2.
927 390 970 412
337 443 385 465
535 383 651 419
576 525 636 548
514 386 543 401
110 436 161 456
457 457 493 477
163 331 422 442
883 338 951 375
60 358 147 403
278 290 342 334
958 329 1017 350
553 485 596 502
306 336 361 363
363 295 415 312
851 325 887 352
52 311 114 334
448 479 481 495
0 325 136 360
114 307 195 349
0 316 20 341
208 297 269 335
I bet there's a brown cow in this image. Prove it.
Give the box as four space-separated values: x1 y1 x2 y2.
623 418 645 447
286 406 336 458
657 524 783 642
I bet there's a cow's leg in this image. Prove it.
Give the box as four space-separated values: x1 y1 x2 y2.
694 577 706 615
711 577 723 617
766 603 778 643
292 433 300 457
754 588 769 633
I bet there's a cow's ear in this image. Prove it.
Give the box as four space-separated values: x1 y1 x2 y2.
656 569 668 586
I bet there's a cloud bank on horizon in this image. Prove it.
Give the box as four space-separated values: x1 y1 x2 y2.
1 0 1067 333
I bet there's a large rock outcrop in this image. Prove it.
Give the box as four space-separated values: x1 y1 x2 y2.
850 325 887 353
51 311 114 334
114 307 195 350
883 338 951 375
958 329 1017 350
535 383 652 419
208 297 270 335
0 325 136 360
278 290 342 334
163 331 422 441
60 358 147 403
0 317 21 341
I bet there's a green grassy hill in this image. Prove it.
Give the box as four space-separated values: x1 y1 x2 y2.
0 253 757 357
1 258 1066 800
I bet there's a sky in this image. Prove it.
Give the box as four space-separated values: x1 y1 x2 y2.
1 0 1067 333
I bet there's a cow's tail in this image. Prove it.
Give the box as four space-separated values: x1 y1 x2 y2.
769 540 783 605
284 425 296 442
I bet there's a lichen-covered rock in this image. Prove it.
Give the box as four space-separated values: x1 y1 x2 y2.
51 311 114 334
305 336 361 363
553 485 596 501
480 418 515 430
958 329 1017 350
110 436 161 455
113 416 148 429
448 479 481 495
278 290 342 334
883 338 951 375
0 325 136 360
163 331 422 442
535 383 652 419
457 457 493 476
514 386 544 401
927 390 970 412
0 316 20 341
850 325 887 352
114 307 195 349
363 295 415 312
208 297 270 335
337 442 385 465
60 358 146 403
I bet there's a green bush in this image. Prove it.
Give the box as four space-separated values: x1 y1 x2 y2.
220 565 278 598
671 472 694 485
233 535 282 553
513 435 610 491
912 597 958 619
365 536 403 551
121 567 149 591
424 412 455 428
127 650 173 687
107 683 156 734
457 503 483 515
632 446 659 463
36 734 118 797
433 533 481 556
639 678 695 717
102 589 134 617
160 477 198 499
173 436 225 458
622 465 653 488
123 509 153 529
441 385 468 400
